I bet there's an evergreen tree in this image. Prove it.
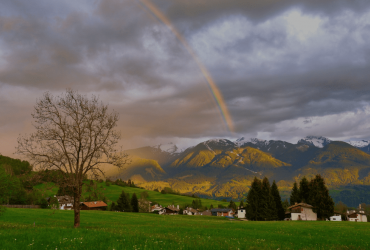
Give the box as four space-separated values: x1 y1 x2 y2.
290 182 300 205
239 200 244 208
131 193 139 212
261 177 276 221
282 199 290 212
271 180 285 220
116 190 131 212
110 202 116 211
210 204 214 209
246 177 263 221
299 177 310 203
308 174 334 220
228 200 237 211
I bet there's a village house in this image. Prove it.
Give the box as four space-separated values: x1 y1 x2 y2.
329 211 342 221
183 207 199 215
285 203 317 221
211 208 234 217
52 195 74 210
347 204 368 222
162 205 180 215
237 207 246 219
80 201 107 211
199 210 212 216
151 204 163 213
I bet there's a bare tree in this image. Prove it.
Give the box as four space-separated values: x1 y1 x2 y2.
16 90 129 227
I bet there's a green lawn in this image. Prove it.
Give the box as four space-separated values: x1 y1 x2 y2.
1 208 370 250
34 182 230 208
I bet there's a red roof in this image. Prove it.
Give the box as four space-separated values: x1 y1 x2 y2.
82 201 107 208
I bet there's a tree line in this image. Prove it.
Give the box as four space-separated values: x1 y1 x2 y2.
245 177 285 221
290 175 334 220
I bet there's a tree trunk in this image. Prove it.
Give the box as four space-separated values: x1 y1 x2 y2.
74 192 81 228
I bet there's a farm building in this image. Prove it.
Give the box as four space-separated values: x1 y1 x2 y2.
162 205 180 215
329 212 342 221
183 207 199 215
199 210 212 216
53 195 74 210
347 205 368 222
211 208 234 217
237 207 246 219
286 203 317 221
80 201 107 211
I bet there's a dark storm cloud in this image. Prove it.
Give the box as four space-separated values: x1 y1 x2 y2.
1 0 370 156
155 0 370 28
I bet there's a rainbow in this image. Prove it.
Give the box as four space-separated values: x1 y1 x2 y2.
138 0 234 133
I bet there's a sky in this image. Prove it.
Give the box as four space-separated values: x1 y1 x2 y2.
1 0 370 156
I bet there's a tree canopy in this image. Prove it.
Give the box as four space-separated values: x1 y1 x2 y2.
16 90 130 227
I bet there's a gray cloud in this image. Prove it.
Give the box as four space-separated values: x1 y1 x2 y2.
1 0 370 156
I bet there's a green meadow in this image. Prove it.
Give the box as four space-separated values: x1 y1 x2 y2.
1 208 370 250
34 181 231 208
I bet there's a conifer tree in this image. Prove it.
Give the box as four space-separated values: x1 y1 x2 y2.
290 182 300 205
131 193 139 212
210 204 214 209
271 180 285 220
116 190 131 212
308 174 334 220
261 177 277 221
246 177 263 221
239 200 244 208
228 200 237 211
299 177 310 203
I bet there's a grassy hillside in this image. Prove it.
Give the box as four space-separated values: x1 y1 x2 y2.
1 208 370 249
34 181 230 208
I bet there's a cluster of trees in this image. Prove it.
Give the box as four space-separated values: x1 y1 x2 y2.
111 190 139 212
246 177 285 221
290 175 334 220
0 161 48 206
107 178 137 188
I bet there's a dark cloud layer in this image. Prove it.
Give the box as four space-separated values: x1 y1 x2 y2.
1 0 370 156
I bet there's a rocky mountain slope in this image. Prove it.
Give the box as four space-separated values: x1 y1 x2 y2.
108 136 370 203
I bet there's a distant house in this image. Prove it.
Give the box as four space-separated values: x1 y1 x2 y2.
329 211 342 221
347 204 368 222
162 205 180 215
151 204 163 213
211 208 234 217
237 207 246 219
54 195 74 210
199 210 212 216
183 207 199 215
80 201 107 211
286 203 317 221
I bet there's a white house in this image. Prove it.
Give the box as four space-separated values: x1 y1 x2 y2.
329 212 342 221
237 207 246 219
286 203 317 221
347 204 368 222
183 207 199 215
55 195 74 210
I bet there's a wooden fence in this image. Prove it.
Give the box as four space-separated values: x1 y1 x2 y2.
2 205 41 209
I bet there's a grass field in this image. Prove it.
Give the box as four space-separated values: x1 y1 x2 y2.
34 182 231 208
1 208 370 250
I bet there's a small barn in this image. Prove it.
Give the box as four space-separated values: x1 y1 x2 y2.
211 208 234 217
80 201 107 211
54 195 74 210
329 211 342 221
286 203 317 221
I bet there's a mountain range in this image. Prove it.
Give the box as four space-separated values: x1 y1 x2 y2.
106 136 370 206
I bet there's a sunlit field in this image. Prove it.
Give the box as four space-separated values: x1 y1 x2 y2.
1 208 370 250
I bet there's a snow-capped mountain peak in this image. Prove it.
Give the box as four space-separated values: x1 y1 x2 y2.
234 137 269 147
347 140 370 148
154 143 182 154
298 136 331 148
